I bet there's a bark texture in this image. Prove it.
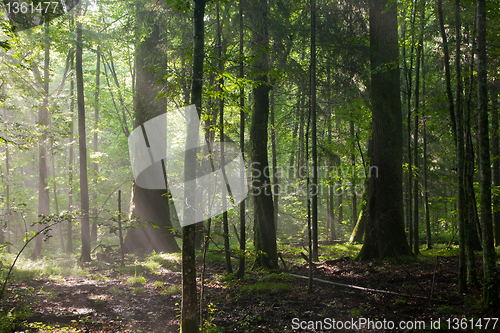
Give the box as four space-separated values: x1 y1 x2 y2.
356 0 411 260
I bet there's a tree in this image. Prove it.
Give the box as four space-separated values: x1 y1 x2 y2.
476 0 499 306
356 0 412 260
310 0 318 262
91 45 100 245
67 41 75 254
123 2 180 254
454 0 466 293
248 0 278 270
181 0 205 331
32 21 51 260
491 80 500 247
76 7 91 263
236 0 246 279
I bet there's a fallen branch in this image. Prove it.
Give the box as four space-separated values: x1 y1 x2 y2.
278 252 288 272
300 252 317 266
286 273 429 300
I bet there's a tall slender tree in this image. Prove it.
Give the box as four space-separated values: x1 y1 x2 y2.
32 21 51 260
476 0 499 306
91 45 101 245
66 44 75 254
236 0 246 279
181 0 205 331
76 8 91 263
454 0 466 293
310 0 318 262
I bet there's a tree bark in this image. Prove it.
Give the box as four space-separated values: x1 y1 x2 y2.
437 0 457 142
66 44 74 254
356 0 411 260
477 0 499 306
181 0 205 331
491 80 500 247
310 0 318 262
124 4 180 255
217 4 232 274
271 89 279 235
249 0 278 269
91 45 100 245
454 0 466 293
4 108 11 254
76 10 91 263
32 21 51 260
236 0 246 279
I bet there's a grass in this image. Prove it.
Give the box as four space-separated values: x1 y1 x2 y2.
126 276 147 285
240 282 292 294
159 285 181 296
0 253 87 283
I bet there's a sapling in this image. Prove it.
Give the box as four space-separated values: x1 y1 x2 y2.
0 212 74 300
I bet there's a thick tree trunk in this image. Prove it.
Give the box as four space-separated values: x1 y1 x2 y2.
350 189 367 244
356 0 411 260
124 5 179 255
249 0 278 269
477 0 499 306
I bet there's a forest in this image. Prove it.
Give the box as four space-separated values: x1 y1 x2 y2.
0 0 500 331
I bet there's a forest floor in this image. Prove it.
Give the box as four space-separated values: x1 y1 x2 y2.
1 242 500 332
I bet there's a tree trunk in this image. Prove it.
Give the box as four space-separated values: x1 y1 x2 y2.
477 0 499 306
491 80 500 247
91 45 100 245
350 115 357 233
454 0 466 293
124 5 180 255
437 0 457 142
310 0 318 262
356 0 411 260
422 48 431 250
350 189 367 244
236 0 246 279
4 108 11 254
217 4 232 274
271 89 279 234
406 0 418 252
464 18 480 284
32 21 51 260
327 119 336 241
413 0 426 256
181 0 205 331
67 45 74 254
76 11 91 263
249 0 278 269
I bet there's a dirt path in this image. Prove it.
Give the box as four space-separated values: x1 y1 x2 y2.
5 254 499 332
